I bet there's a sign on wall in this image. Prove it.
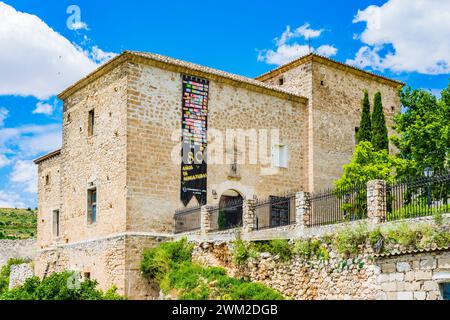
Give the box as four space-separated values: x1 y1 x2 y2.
180 75 209 206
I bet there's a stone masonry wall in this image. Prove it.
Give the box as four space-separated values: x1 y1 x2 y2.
58 63 128 245
260 58 401 191
34 234 165 299
36 153 61 249
0 239 36 267
310 62 401 190
192 242 450 300
126 61 308 234
376 251 450 300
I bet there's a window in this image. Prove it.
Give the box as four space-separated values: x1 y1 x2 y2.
272 144 289 168
87 188 97 224
442 283 450 300
278 77 284 86
88 109 95 136
45 174 50 186
52 210 60 237
83 272 91 280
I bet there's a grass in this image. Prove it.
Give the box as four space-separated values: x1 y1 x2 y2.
0 208 37 240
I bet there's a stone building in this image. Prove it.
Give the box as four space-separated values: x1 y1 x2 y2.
33 51 403 298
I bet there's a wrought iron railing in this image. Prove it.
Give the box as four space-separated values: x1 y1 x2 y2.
255 193 296 230
174 205 202 234
386 173 450 221
309 182 367 227
209 198 243 232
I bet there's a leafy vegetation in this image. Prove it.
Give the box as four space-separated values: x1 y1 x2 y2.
0 258 28 294
357 90 372 143
0 208 37 240
141 238 284 300
293 239 330 260
335 141 408 190
231 222 450 264
0 271 124 300
392 85 450 177
371 91 389 151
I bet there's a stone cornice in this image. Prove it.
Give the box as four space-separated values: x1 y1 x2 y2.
33 149 61 165
256 53 405 88
58 51 308 105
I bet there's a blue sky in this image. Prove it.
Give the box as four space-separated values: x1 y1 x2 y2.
0 0 449 208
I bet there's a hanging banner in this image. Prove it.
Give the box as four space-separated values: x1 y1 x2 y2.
180 75 209 206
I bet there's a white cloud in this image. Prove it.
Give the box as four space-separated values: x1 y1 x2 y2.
0 107 8 126
258 23 337 66
0 190 26 208
347 0 450 74
33 102 54 115
69 21 89 31
10 160 37 193
316 45 338 57
0 123 61 157
0 2 106 99
0 154 10 168
91 46 118 64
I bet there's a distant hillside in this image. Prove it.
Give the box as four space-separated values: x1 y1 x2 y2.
0 208 37 240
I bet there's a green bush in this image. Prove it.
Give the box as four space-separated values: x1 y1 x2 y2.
293 239 329 260
252 240 293 262
141 237 193 281
334 224 368 256
0 271 124 300
232 239 256 265
0 258 27 294
141 239 284 300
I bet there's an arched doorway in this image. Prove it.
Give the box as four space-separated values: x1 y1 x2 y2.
218 190 243 230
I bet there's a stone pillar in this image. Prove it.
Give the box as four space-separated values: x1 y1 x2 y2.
367 180 387 224
200 205 213 234
242 199 256 233
295 191 311 228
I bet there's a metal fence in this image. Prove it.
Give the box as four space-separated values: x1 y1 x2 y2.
174 205 202 234
386 173 450 221
255 194 296 230
309 182 367 227
209 198 243 232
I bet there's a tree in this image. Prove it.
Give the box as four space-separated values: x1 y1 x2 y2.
357 90 372 143
392 85 450 176
335 141 408 190
371 92 389 151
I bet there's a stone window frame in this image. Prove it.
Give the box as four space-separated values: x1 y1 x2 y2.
45 173 51 186
272 143 289 169
433 272 450 300
87 109 95 137
52 209 60 238
86 182 98 226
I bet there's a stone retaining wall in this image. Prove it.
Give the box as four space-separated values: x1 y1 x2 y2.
0 239 36 267
192 242 450 300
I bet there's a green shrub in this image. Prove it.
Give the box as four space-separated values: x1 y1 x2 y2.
293 239 329 260
0 258 28 294
141 237 193 280
141 239 285 300
232 239 256 266
252 240 293 262
0 271 124 300
334 224 368 256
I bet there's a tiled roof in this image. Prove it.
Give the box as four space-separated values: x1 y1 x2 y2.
33 149 61 164
256 53 405 87
58 51 308 104
374 246 450 258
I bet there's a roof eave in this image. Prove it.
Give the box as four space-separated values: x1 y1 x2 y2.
256 53 405 88
33 149 62 165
